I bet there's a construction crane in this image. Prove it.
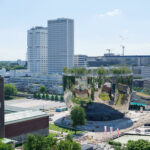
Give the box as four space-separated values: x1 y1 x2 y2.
121 45 125 56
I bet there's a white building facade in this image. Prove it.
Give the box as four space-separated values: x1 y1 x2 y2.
48 18 74 74
27 27 48 74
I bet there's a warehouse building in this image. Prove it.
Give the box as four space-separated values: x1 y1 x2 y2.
5 110 49 143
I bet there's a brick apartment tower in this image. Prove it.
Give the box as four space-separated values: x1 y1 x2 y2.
0 77 4 138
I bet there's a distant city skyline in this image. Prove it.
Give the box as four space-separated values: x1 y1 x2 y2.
0 0 150 60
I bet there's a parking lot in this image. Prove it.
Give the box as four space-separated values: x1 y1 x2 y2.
5 98 66 111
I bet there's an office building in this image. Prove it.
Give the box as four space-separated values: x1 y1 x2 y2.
141 66 150 79
7 74 63 94
0 77 4 138
87 55 150 67
74 55 87 67
48 18 74 74
27 27 48 74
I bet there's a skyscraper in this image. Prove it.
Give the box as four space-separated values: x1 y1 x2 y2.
27 27 48 74
48 18 74 74
0 77 4 138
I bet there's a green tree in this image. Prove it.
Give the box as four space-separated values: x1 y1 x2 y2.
45 135 57 149
111 67 132 75
97 67 107 75
71 142 81 150
46 93 49 100
55 95 58 101
33 92 37 98
0 140 14 150
126 139 150 150
51 95 54 100
65 134 73 142
71 106 86 134
5 84 17 99
37 93 41 99
35 135 45 150
63 67 68 73
91 88 95 100
61 95 64 101
39 86 47 93
24 134 81 150
57 139 81 150
24 134 36 150
42 93 46 99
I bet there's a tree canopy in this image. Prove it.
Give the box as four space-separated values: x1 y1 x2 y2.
97 67 107 75
24 134 81 150
39 86 47 93
111 66 132 74
126 139 150 150
0 140 14 150
4 84 17 99
71 106 86 133
63 67 132 76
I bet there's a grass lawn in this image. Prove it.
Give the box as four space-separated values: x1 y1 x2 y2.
72 96 90 104
5 96 26 100
99 92 110 101
49 123 83 135
116 94 124 106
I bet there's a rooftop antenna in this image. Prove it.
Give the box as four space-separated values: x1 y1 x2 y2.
121 45 125 56
106 49 111 56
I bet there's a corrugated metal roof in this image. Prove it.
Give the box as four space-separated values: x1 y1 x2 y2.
5 110 48 125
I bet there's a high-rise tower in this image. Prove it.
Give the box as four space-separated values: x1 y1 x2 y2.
27 27 48 74
48 18 74 74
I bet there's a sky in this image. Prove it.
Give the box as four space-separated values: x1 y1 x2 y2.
0 0 150 60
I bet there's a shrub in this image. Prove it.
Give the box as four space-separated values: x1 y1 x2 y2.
108 140 122 146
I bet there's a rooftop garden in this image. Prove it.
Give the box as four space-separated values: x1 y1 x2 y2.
99 92 110 101
63 66 132 76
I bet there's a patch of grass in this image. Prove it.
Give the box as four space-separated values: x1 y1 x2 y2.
5 96 25 100
50 132 59 137
99 92 110 101
116 94 124 106
49 123 83 135
72 96 90 104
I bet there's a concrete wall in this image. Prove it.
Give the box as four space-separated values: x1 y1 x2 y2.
9 128 49 144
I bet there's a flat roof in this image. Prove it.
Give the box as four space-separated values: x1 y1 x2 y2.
104 55 150 57
5 110 48 125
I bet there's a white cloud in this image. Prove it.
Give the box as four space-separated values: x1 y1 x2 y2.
98 9 121 18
